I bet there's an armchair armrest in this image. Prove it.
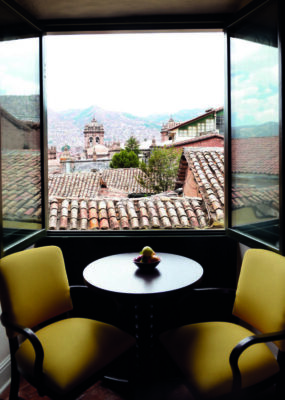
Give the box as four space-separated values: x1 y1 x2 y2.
69 285 94 318
69 285 119 324
69 284 89 292
69 285 90 301
230 329 285 392
178 287 236 325
1 313 44 384
193 287 236 295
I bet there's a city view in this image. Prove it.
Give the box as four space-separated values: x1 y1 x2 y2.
1 32 228 232
45 32 224 153
1 31 279 234
44 32 226 231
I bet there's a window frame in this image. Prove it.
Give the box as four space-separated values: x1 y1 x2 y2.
0 4 47 257
224 0 284 254
0 0 284 256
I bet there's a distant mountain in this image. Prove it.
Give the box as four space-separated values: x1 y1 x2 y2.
145 108 205 125
47 105 206 150
232 121 279 138
48 105 161 150
0 95 217 150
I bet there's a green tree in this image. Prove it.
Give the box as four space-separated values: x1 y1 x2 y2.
137 146 181 193
110 149 139 168
125 136 140 155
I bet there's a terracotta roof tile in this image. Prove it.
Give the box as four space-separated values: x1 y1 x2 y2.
232 137 279 175
183 148 225 224
48 194 217 231
2 150 42 224
231 185 279 212
49 168 152 198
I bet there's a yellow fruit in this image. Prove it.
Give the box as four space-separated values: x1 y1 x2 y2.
141 246 155 257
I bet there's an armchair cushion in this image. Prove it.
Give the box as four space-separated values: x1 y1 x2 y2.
15 317 135 395
160 321 279 399
0 246 73 335
233 249 285 351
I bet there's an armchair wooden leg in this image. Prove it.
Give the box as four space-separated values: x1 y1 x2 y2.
9 358 20 400
276 379 285 399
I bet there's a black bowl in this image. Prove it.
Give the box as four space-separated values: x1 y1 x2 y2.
133 256 160 271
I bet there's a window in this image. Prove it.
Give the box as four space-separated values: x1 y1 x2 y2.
0 0 283 256
0 37 44 251
228 0 280 250
45 32 225 232
206 119 214 131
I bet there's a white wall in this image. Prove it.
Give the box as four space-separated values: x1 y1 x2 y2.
0 305 10 395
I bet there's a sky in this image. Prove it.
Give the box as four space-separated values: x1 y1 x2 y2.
44 32 225 116
0 32 224 117
230 37 279 126
0 32 279 124
0 37 39 96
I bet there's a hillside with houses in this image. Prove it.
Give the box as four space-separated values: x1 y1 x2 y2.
1 100 279 233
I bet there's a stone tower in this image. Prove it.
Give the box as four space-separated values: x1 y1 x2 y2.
160 116 180 142
83 117 105 151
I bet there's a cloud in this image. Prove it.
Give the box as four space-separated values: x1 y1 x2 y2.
45 32 224 115
0 38 39 96
231 38 279 126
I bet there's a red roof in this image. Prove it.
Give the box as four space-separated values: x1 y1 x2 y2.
180 148 225 223
48 195 211 231
232 137 279 175
2 150 42 223
48 169 152 198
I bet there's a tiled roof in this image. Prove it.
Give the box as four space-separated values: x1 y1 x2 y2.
48 195 214 231
0 104 40 130
179 146 279 220
48 168 152 198
232 137 279 175
2 150 42 223
181 148 225 224
232 185 279 212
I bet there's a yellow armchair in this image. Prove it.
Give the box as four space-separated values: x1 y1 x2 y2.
0 246 135 400
160 249 285 399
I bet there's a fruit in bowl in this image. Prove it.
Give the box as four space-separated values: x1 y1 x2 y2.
133 246 161 270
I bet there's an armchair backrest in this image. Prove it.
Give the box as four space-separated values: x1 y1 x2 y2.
233 248 285 351
0 246 73 337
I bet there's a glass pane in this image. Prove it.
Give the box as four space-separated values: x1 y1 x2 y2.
0 37 42 248
230 0 279 248
45 32 225 232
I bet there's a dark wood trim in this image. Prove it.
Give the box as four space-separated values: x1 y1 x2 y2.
224 29 231 230
278 0 284 254
42 14 229 33
0 0 43 32
226 0 272 29
40 35 48 235
0 109 3 257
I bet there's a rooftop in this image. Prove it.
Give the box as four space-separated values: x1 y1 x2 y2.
48 195 213 231
176 147 225 224
232 185 279 213
232 136 279 175
2 150 42 223
3 143 278 231
48 168 152 199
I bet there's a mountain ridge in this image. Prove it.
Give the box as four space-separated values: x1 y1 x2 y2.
47 104 206 149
